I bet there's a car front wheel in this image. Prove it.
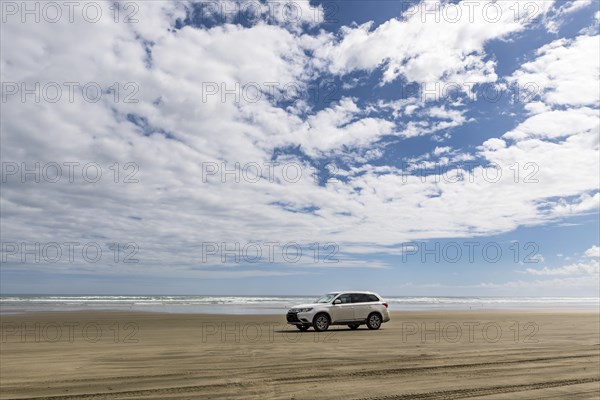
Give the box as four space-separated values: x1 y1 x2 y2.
366 313 382 330
313 313 330 332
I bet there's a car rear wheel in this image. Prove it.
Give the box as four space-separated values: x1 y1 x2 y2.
366 313 382 330
313 313 330 332
296 325 309 331
348 324 360 330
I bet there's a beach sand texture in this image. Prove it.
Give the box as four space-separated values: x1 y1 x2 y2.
1 311 599 399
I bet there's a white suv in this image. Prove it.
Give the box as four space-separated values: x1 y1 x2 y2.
286 291 390 331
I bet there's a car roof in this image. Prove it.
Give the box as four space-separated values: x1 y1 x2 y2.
331 291 379 295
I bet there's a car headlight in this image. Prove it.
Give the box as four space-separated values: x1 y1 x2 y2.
295 308 313 312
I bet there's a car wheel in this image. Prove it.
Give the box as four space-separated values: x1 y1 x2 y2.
296 325 309 331
366 313 382 330
313 313 330 332
348 324 360 330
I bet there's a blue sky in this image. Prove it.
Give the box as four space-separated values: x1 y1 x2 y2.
1 0 599 296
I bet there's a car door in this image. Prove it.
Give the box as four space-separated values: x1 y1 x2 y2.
351 293 370 321
330 293 354 322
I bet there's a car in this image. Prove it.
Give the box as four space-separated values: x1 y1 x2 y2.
286 291 390 331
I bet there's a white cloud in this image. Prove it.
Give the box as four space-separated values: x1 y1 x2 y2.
510 35 600 107
517 245 600 288
480 33 600 232
433 146 452 156
315 1 555 91
197 0 325 32
550 193 600 217
477 276 599 291
502 107 599 141
289 97 397 155
522 261 599 276
481 138 506 151
544 0 593 33
524 101 551 115
585 245 600 258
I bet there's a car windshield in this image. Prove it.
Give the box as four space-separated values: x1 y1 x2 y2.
314 293 337 303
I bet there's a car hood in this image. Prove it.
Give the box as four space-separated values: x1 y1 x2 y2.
289 303 323 309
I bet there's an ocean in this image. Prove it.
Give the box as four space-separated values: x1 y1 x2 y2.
1 295 598 314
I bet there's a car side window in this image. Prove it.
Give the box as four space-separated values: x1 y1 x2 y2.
367 294 379 302
351 293 367 303
337 294 352 304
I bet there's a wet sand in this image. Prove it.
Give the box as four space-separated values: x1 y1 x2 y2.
1 310 599 399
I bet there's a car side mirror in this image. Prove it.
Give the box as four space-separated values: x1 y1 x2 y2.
333 299 341 305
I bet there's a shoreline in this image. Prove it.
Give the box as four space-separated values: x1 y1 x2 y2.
3 296 599 315
2 304 599 316
2 307 600 316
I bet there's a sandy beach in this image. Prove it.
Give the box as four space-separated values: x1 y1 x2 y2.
1 310 598 399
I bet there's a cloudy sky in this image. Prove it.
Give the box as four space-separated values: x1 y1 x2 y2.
1 0 598 296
